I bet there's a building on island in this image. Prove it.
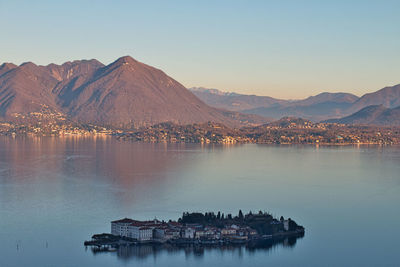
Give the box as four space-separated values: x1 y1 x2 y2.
128 224 153 241
111 218 162 241
221 228 237 236
111 218 135 237
110 217 275 243
182 227 195 239
283 220 290 231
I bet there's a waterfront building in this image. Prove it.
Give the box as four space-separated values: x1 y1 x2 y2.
221 228 237 236
153 227 167 239
111 218 161 241
283 220 290 231
164 229 181 240
204 227 220 239
182 227 195 239
195 230 205 239
111 218 136 237
128 223 153 241
111 217 268 243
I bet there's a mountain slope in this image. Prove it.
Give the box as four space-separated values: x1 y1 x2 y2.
0 56 269 128
0 63 17 76
325 105 400 126
348 84 400 113
59 56 268 127
0 62 59 117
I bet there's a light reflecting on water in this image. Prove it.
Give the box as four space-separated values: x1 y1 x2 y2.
0 136 400 266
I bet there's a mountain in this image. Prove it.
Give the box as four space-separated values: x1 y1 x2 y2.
191 84 400 124
0 56 269 128
242 96 357 122
348 84 400 113
293 92 359 106
325 105 400 126
0 59 105 118
191 87 359 121
189 87 286 111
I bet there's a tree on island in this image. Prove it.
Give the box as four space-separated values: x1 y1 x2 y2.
238 210 244 221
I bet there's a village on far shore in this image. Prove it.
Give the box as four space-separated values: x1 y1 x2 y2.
1 107 399 145
84 211 305 251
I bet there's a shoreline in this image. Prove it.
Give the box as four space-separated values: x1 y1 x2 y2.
84 229 305 250
1 134 399 146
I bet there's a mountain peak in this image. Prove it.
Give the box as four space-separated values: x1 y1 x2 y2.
113 56 137 65
20 61 37 67
0 62 17 69
0 63 18 75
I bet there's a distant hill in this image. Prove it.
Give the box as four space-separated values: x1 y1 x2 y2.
242 98 356 122
325 105 400 126
0 56 269 128
189 87 286 111
191 87 359 121
191 85 400 124
348 84 400 113
294 92 359 106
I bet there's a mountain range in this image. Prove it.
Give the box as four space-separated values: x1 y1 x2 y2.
1 56 399 128
190 85 400 124
0 56 268 128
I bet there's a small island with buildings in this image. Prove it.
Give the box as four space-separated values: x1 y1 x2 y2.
84 210 305 253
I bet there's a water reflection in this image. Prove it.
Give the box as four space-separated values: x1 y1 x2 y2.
1 136 400 267
89 235 304 262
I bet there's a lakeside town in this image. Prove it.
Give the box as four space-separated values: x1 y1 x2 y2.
84 211 305 251
0 107 114 136
118 119 400 145
1 109 399 145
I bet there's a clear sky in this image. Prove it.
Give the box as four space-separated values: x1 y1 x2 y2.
1 0 399 99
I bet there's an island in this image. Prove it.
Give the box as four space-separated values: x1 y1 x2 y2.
84 210 305 252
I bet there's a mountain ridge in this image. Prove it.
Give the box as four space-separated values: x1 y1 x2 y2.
190 84 400 123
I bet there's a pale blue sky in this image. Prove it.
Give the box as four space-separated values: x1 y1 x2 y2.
1 0 399 98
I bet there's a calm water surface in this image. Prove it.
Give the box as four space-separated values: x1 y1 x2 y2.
0 136 399 267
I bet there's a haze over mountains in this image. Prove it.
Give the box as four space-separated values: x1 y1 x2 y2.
0 56 268 128
190 85 400 125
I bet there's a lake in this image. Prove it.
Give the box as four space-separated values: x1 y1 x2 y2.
0 136 399 266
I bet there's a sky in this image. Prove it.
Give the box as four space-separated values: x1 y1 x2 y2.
0 0 399 99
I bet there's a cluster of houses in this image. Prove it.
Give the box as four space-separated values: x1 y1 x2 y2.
111 218 263 242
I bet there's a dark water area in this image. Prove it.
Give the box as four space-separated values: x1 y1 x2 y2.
0 136 399 266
